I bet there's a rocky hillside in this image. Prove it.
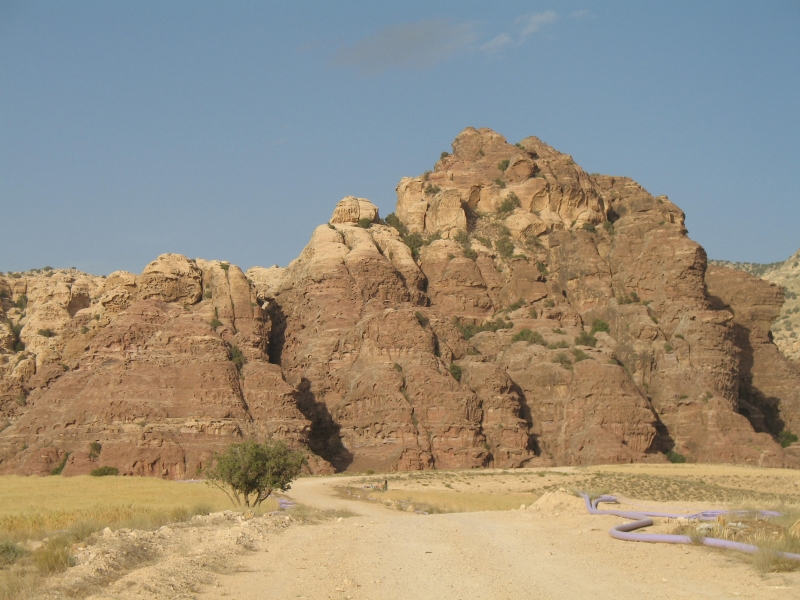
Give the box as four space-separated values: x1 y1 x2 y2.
710 250 800 362
2 127 799 477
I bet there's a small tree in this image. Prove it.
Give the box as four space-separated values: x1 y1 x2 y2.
204 440 305 507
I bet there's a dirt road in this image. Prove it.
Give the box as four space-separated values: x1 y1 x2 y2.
196 476 800 600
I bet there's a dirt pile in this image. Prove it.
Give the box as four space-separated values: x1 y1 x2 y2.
1 127 799 475
40 510 296 599
526 490 587 517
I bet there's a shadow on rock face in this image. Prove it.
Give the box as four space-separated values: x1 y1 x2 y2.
295 378 353 472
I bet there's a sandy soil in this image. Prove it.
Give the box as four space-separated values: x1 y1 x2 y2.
35 466 800 599
192 476 800 600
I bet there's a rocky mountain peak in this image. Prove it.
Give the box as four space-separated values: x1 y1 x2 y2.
1 129 799 477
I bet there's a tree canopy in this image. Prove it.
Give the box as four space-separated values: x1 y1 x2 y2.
204 440 305 507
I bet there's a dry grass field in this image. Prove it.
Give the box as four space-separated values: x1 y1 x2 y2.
0 475 276 600
341 463 800 513
0 475 248 540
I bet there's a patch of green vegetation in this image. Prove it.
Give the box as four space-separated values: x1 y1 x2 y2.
90 466 119 477
415 311 429 328
455 317 513 340
497 159 510 172
15 294 28 310
229 345 246 371
453 230 478 260
88 442 102 460
496 192 521 215
403 232 424 259
664 342 674 353
524 236 542 252
618 291 640 304
665 450 686 463
474 235 491 248
778 430 798 448
603 221 614 234
501 299 525 313
205 440 305 508
448 363 462 382
574 331 597 347
495 236 514 259
547 340 569 350
219 263 230 272
453 230 469 246
571 348 590 362
493 178 506 189
512 329 545 345
385 213 408 235
590 319 610 334
37 328 54 338
204 289 212 299
210 317 223 329
440 151 449 160
357 218 372 229
424 184 441 195
552 352 572 370
49 452 71 476
0 541 25 566
536 261 548 276
582 222 597 234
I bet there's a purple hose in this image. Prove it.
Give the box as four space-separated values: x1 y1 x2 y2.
581 493 800 561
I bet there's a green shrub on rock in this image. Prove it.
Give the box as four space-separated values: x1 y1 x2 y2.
90 466 119 477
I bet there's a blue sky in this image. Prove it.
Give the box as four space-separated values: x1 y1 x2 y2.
1 1 798 274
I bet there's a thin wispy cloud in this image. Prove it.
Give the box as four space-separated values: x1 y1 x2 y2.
480 33 513 54
516 10 558 38
332 19 478 75
332 12 562 75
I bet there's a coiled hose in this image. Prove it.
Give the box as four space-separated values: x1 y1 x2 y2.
581 493 800 561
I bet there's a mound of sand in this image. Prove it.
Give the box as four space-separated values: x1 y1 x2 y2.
527 490 587 517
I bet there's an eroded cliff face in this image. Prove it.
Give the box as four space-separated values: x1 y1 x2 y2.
710 250 800 362
1 127 798 476
0 257 323 478
705 266 800 460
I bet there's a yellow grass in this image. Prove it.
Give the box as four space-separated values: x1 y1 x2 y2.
0 475 280 600
344 463 800 514
342 487 541 513
0 475 276 542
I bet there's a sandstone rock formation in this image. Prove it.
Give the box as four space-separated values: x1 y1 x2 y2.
710 249 800 362
1 128 798 477
706 267 800 443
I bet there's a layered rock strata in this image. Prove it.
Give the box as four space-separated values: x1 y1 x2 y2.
1 129 798 476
